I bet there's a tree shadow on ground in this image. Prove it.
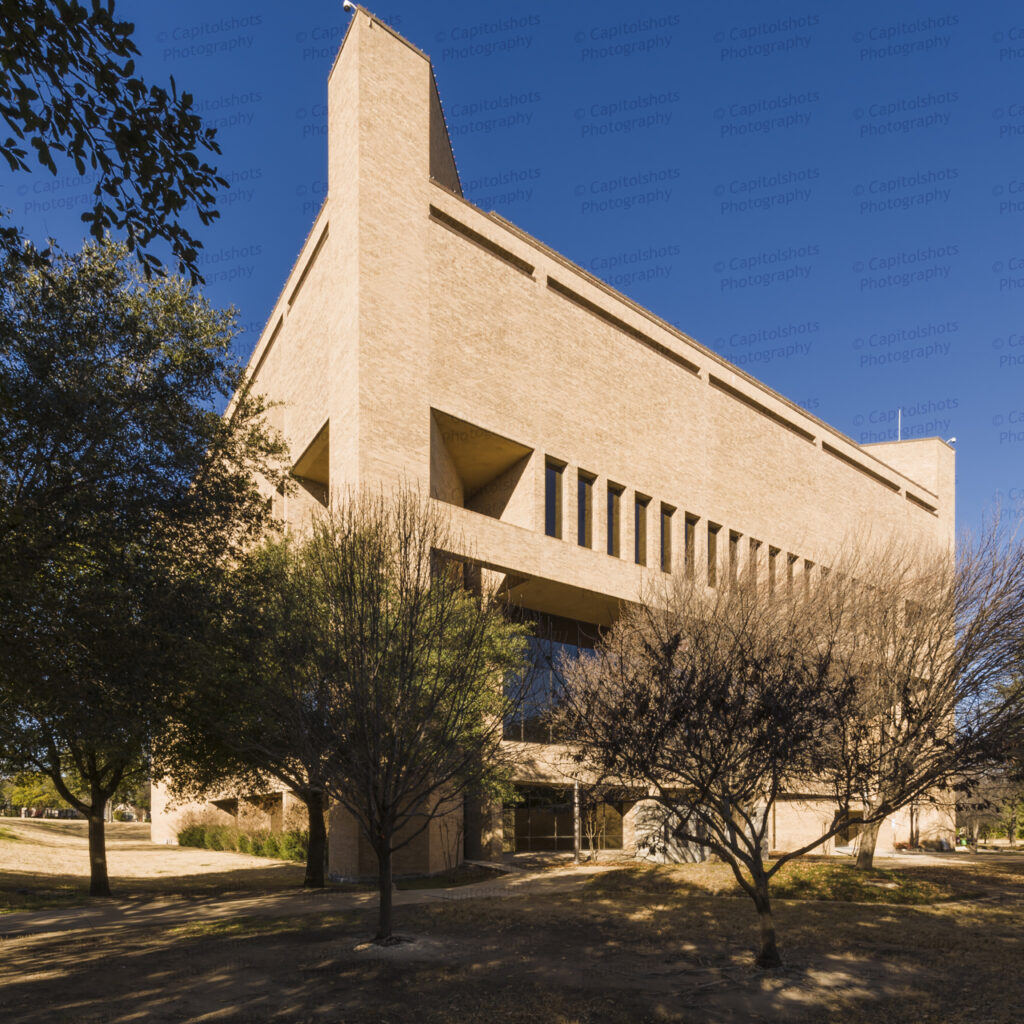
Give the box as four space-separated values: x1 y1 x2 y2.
0 862 307 914
1 880 1017 1024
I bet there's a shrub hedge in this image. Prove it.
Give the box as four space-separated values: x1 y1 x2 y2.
176 823 308 863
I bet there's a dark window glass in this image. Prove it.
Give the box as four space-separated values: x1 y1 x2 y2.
545 462 562 538
660 506 673 572
634 497 648 565
685 515 697 579
577 473 593 548
607 485 621 556
504 636 593 744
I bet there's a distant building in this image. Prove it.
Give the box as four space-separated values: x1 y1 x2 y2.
152 10 956 871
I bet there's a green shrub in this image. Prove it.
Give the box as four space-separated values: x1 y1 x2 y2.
177 824 207 849
176 824 309 862
278 830 308 863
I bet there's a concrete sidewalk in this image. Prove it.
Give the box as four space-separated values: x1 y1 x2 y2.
0 862 614 941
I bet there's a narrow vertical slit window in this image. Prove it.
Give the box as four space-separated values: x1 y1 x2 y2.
544 459 563 538
684 514 698 580
707 522 720 587
787 553 798 592
729 531 741 585
660 504 674 573
768 546 780 594
634 494 649 566
577 471 594 548
607 483 622 557
804 559 814 597
748 538 761 586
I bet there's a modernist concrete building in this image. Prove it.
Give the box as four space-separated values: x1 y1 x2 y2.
152 9 956 871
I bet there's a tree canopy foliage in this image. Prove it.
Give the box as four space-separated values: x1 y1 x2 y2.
0 239 287 895
1 1 227 280
159 490 530 939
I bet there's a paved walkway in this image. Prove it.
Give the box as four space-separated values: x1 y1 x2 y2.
0 862 614 941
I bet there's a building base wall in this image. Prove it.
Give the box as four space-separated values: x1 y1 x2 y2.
325 798 463 879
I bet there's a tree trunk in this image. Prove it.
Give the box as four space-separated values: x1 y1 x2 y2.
375 846 393 942
751 874 781 969
88 808 111 898
856 819 881 870
303 790 327 888
573 782 581 864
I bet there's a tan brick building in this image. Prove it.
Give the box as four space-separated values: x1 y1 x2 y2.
152 9 956 871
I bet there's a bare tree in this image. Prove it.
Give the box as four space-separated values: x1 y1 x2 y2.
822 524 1024 869
559 571 857 969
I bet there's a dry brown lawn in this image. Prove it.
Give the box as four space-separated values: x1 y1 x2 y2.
0 818 304 910
1 820 1022 1023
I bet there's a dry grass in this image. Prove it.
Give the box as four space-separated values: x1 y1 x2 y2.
1 870 1022 1023
0 819 503 912
585 854 1014 905
2 823 1023 1022
0 818 305 912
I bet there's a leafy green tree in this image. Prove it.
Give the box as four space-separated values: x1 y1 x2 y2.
1 0 226 281
0 239 287 896
164 491 530 939
156 536 337 888
8 770 83 811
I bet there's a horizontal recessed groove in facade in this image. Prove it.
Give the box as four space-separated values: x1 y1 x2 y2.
546 277 700 376
821 442 901 493
708 375 815 443
429 206 535 276
906 491 938 514
288 223 330 306
251 314 284 385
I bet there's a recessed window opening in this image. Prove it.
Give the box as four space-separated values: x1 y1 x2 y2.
748 538 761 585
577 471 594 548
729 531 741 585
634 494 649 566
660 504 674 573
768 546 780 594
707 523 721 587
684 514 698 580
602 483 618 557
545 459 564 538
787 553 798 593
803 559 814 597
607 484 623 557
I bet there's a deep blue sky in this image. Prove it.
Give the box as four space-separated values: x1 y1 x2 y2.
3 2 1021 533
